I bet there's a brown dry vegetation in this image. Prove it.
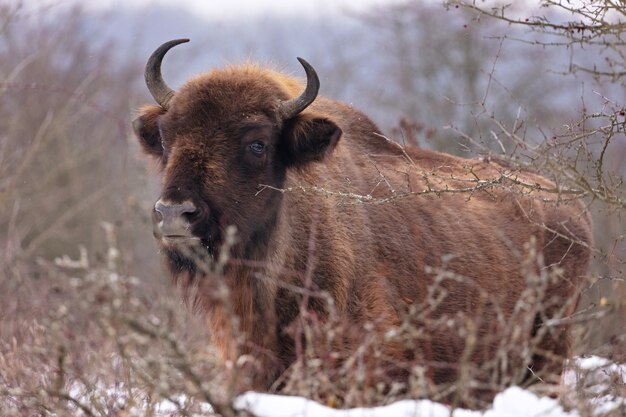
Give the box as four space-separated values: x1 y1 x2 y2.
0 1 624 416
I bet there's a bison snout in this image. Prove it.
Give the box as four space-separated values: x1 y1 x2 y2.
152 199 200 242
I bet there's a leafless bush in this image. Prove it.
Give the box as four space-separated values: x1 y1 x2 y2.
0 222 229 416
0 2 136 262
441 0 625 360
0 3 221 416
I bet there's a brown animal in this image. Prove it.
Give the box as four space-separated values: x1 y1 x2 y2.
132 39 593 404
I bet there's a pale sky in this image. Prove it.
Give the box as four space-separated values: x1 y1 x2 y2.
39 0 399 19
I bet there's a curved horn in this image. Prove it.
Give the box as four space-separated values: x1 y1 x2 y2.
145 38 189 109
278 57 320 120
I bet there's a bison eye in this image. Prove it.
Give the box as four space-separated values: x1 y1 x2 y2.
248 141 265 155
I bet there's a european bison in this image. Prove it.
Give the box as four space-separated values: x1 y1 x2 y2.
132 39 593 405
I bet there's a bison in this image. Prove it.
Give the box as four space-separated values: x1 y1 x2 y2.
132 39 593 405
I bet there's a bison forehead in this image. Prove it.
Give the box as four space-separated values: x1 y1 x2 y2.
168 66 298 124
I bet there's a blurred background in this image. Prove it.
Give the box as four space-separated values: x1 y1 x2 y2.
1 0 624 413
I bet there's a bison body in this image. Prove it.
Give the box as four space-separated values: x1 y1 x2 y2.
133 39 593 403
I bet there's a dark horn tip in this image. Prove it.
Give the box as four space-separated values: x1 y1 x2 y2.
171 38 190 45
277 57 320 120
147 39 190 63
295 57 319 88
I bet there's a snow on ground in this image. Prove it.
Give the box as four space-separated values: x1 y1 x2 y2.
562 356 626 415
57 356 626 416
234 356 626 417
236 386 572 417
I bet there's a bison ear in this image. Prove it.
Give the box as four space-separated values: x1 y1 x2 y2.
279 115 342 167
132 106 165 159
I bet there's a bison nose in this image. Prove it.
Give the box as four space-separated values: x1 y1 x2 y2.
153 199 198 239
154 200 197 220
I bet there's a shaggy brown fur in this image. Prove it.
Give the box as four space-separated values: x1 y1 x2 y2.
133 61 593 404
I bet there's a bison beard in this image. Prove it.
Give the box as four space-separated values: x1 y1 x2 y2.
132 39 593 408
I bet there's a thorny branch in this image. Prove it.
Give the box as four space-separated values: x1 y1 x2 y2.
447 1 626 84
257 169 589 205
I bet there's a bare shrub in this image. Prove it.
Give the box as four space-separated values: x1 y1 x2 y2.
442 0 625 362
0 3 220 416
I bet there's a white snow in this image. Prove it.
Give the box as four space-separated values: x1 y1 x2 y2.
235 386 574 417
233 356 626 417
49 356 626 416
562 356 626 415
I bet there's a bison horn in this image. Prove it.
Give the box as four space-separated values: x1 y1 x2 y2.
145 38 190 109
278 57 320 120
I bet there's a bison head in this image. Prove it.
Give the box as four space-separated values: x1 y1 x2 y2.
132 39 342 274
